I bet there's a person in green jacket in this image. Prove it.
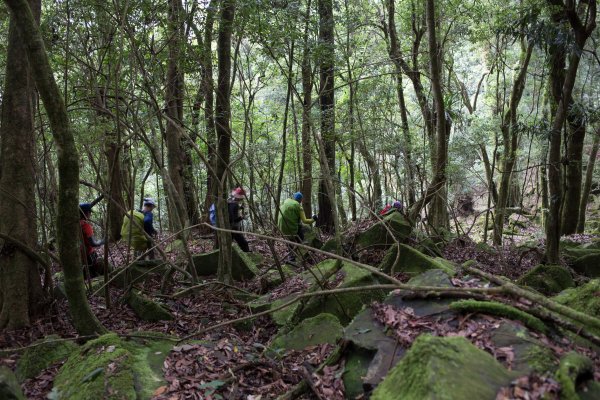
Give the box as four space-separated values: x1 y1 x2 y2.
278 192 317 243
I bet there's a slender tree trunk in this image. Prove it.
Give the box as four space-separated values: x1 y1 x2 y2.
215 0 236 283
165 0 195 226
301 5 313 217
317 0 336 233
202 2 217 215
577 129 600 232
0 0 45 329
3 0 105 334
385 0 416 205
423 0 448 230
493 41 534 245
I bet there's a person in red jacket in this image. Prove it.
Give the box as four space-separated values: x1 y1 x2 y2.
79 203 105 278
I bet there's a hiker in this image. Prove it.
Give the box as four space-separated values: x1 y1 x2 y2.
379 200 403 216
228 187 250 252
121 198 158 259
278 192 317 243
79 202 106 278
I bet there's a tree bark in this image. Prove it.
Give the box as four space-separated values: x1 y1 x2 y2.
424 0 448 230
301 1 313 217
215 0 236 284
202 2 217 214
3 0 105 334
577 129 600 232
493 41 534 245
0 0 45 329
317 0 336 233
561 109 586 234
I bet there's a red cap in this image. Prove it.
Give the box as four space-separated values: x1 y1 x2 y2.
232 187 246 199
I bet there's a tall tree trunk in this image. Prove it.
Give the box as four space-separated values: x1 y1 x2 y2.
215 0 235 283
0 0 45 329
165 0 195 226
493 41 534 245
3 0 106 334
385 0 416 205
561 110 586 234
577 129 600 232
301 1 313 217
424 0 448 230
317 0 336 233
545 0 596 263
202 2 217 214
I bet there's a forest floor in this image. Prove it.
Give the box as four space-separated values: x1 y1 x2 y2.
1 215 600 399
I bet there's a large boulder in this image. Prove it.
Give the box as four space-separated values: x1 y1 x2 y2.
378 244 455 276
571 253 600 278
0 367 25 400
371 334 515 400
270 313 343 351
15 335 78 381
517 264 574 295
355 212 411 250
192 245 259 280
52 333 173 400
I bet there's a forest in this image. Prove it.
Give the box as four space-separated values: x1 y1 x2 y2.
0 0 600 398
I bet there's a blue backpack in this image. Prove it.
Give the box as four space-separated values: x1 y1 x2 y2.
209 203 217 226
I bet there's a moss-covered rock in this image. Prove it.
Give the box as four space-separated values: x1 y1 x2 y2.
563 247 600 263
355 212 411 250
450 300 547 333
371 334 514 400
53 333 173 400
556 352 594 400
269 259 386 326
407 269 453 288
15 335 78 381
554 279 600 319
572 253 600 278
270 313 343 350
342 348 375 400
303 228 323 249
0 367 25 400
378 244 455 276
191 245 259 280
126 291 173 322
321 238 341 254
260 264 296 291
490 322 557 374
517 264 574 295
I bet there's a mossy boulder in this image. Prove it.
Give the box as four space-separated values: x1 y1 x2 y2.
343 348 375 399
407 269 453 288
53 333 173 400
371 334 515 400
270 313 343 351
321 238 341 254
355 212 411 250
563 247 600 263
270 259 386 326
126 291 173 322
450 300 547 333
303 228 323 249
260 264 296 290
192 245 259 280
378 244 455 276
517 264 574 295
0 367 25 400
15 335 78 381
572 253 600 278
490 322 557 374
554 279 600 318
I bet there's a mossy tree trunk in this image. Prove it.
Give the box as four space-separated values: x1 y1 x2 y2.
301 1 313 217
3 0 106 334
0 0 45 329
216 0 236 284
561 109 586 234
545 0 596 263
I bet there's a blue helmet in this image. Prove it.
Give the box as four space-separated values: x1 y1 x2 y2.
293 192 303 201
79 203 93 214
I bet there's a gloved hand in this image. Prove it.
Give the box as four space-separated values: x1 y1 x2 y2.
312 214 318 222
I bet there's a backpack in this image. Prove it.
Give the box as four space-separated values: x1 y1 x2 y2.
209 203 217 226
120 210 148 250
